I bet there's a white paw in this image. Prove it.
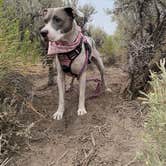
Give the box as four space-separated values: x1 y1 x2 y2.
53 111 64 120
77 108 87 116
106 88 112 93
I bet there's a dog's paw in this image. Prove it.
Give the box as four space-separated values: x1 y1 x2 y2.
105 88 112 93
53 111 64 120
77 108 87 116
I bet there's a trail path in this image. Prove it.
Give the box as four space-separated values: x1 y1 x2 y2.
12 65 144 166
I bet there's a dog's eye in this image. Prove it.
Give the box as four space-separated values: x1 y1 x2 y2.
53 16 62 23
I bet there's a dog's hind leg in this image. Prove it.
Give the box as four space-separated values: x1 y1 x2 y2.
91 50 111 92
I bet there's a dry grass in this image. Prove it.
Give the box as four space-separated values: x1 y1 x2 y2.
0 71 33 164
140 59 166 166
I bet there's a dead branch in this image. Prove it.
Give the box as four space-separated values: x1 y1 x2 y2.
81 148 96 166
90 133 96 147
26 101 46 119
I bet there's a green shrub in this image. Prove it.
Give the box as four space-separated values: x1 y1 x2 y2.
88 25 107 48
0 0 41 67
100 36 115 56
140 59 166 166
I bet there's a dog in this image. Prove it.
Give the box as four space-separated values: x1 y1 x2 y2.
40 7 109 120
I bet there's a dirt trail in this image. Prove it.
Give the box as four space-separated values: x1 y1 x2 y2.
11 65 144 166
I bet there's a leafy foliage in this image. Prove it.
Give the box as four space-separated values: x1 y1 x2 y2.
140 59 166 166
79 3 96 24
101 36 118 56
0 0 41 162
107 0 166 98
88 25 123 62
0 0 41 68
88 25 107 48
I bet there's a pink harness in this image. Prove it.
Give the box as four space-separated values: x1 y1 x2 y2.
47 30 89 78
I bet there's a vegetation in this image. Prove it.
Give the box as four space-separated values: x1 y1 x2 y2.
108 0 166 98
0 0 41 76
0 0 62 163
0 3 33 162
87 25 123 64
0 0 166 165
107 1 166 164
88 25 107 48
0 71 33 163
140 59 166 166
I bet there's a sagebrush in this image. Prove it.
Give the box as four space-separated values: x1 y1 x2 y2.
140 59 166 166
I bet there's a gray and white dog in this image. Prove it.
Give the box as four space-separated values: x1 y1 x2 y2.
40 7 110 120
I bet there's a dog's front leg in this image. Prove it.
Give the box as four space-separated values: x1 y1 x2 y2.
77 70 87 116
53 56 65 120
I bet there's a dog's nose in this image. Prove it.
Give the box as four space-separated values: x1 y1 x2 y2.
40 30 48 38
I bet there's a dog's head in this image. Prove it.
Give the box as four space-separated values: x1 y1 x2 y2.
40 7 83 42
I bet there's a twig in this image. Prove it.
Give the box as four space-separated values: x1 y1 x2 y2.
90 133 96 147
83 148 88 158
124 155 137 166
57 150 68 163
81 148 96 166
49 150 68 166
26 101 46 119
0 158 12 166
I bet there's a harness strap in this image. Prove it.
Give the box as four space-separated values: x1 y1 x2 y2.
58 37 83 77
57 38 91 79
66 38 83 77
47 32 92 79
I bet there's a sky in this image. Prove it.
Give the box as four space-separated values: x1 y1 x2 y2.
78 0 117 35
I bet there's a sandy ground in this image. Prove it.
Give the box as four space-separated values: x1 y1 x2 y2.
9 65 145 166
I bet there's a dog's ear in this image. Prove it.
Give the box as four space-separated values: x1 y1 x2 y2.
64 7 84 19
64 7 75 19
42 8 48 17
